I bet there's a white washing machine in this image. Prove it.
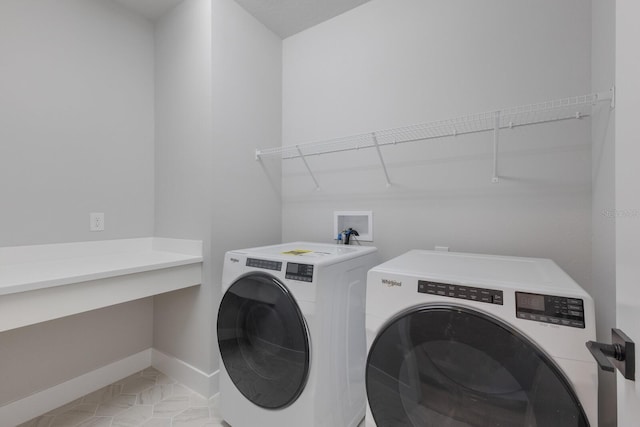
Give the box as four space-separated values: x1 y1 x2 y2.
365 250 597 427
217 242 378 427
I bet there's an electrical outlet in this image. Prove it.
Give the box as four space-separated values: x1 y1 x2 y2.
90 212 104 231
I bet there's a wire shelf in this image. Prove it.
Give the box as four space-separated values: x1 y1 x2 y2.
256 88 614 187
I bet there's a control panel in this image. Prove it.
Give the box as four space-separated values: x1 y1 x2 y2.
285 263 314 282
418 281 503 305
515 292 585 329
246 258 282 271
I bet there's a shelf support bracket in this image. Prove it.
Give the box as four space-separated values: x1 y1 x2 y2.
610 85 616 109
296 146 321 191
492 111 500 183
372 133 392 187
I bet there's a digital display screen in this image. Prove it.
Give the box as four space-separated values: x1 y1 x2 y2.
516 292 546 312
286 263 300 274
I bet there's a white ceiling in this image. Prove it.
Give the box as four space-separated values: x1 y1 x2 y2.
234 0 371 38
114 0 371 38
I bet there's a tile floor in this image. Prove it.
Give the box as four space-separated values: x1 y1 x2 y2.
18 367 229 427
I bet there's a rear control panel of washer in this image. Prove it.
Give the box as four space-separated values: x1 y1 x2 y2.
418 280 503 305
246 258 282 271
515 292 585 328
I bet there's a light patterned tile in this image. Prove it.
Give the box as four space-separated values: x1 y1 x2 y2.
137 384 173 405
120 375 156 394
95 394 137 416
75 416 114 427
154 373 176 385
152 395 190 417
83 384 123 404
201 422 230 427
188 392 209 407
112 405 153 427
20 368 227 427
140 417 172 427
172 407 211 427
50 403 98 427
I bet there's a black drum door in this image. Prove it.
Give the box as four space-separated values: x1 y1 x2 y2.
366 305 589 427
217 272 310 409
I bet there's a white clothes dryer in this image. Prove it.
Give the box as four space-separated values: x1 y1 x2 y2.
365 250 597 427
217 242 378 427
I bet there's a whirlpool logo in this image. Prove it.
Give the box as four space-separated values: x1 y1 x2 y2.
382 279 402 288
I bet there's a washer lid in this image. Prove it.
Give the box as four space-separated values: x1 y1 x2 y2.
217 272 310 409
228 241 376 266
366 305 590 426
369 250 588 297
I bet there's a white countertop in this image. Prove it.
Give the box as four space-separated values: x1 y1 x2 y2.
0 245 201 297
0 238 203 332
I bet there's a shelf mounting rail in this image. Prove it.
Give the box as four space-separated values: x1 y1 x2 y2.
256 88 614 188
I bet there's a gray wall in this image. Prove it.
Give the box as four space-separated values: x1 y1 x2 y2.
0 0 155 247
282 0 592 291
0 0 156 406
591 1 616 425
153 0 215 375
153 0 282 386
0 299 153 406
209 0 283 369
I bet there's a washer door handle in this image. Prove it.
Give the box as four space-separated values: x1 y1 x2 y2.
586 328 635 381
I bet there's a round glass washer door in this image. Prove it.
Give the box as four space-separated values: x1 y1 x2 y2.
217 272 310 409
366 305 590 427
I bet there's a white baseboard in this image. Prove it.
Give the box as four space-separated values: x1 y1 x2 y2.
151 348 219 399
0 349 152 427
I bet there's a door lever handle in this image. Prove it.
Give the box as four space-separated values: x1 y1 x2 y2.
586 328 635 381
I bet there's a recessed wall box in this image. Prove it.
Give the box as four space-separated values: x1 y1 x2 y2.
334 211 373 242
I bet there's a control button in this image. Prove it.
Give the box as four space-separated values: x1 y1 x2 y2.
417 281 501 305
570 321 585 328
538 316 549 322
550 318 560 324
569 310 583 317
561 319 572 326
567 298 582 305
